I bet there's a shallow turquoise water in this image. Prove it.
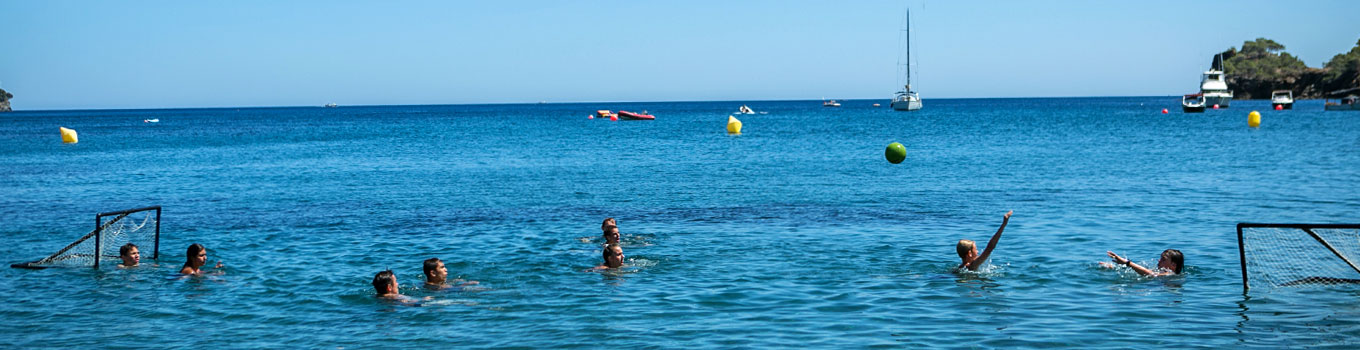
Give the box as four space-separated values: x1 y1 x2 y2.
1 98 1358 348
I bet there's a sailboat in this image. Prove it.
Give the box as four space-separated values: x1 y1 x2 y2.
891 7 922 111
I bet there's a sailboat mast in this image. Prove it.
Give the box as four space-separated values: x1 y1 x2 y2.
905 8 911 87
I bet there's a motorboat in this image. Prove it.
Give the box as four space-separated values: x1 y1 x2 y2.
324 102 338 108
143 118 160 123
1201 54 1232 108
822 100 841 107
595 110 616 119
617 110 655 120
738 105 755 114
1325 88 1360 111
890 8 923 112
1270 90 1294 109
1182 93 1206 113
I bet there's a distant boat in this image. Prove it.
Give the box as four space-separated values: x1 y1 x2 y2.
822 100 841 107
143 118 160 123
617 110 655 120
738 105 755 114
872 103 881 107
1271 90 1294 109
890 7 923 112
1181 93 1206 113
1324 88 1360 111
324 103 338 108
595 110 616 119
1201 54 1232 108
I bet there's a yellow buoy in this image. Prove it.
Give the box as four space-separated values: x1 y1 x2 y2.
59 127 78 143
1248 111 1261 128
727 115 742 134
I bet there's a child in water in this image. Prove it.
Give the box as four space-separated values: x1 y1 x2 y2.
1101 249 1183 276
118 243 140 268
593 244 625 270
179 243 224 275
422 258 478 289
955 211 1013 271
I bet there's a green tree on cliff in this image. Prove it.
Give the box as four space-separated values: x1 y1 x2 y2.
1223 38 1307 80
1322 38 1360 87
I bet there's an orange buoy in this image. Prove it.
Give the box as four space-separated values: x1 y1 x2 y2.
1213 104 1220 109
609 115 618 121
1274 104 1283 110
1161 108 1168 114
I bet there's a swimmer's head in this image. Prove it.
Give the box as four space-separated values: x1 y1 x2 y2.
956 239 977 261
602 244 624 268
602 225 620 244
423 258 447 283
1158 249 1184 274
601 217 616 229
372 270 397 295
119 243 139 266
185 243 206 268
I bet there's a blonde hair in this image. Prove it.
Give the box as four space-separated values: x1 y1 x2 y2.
956 239 976 259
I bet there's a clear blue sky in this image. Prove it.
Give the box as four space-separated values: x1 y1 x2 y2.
2 0 1357 110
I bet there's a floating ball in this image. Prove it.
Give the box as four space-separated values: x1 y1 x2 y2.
588 115 594 119
1213 104 1220 109
609 115 618 121
1248 111 1261 128
1274 104 1283 110
885 142 907 164
59 127 78 143
726 115 742 134
1161 108 1168 114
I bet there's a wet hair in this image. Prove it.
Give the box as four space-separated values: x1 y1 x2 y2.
602 244 623 267
184 243 205 267
120 243 138 258
602 217 616 226
372 270 396 294
956 239 976 259
423 258 442 278
1162 249 1184 274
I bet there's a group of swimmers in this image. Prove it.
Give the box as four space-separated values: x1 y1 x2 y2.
371 258 480 301
115 242 224 275
956 211 1184 276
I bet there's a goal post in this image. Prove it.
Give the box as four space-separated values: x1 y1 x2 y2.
1238 223 1360 293
11 205 161 269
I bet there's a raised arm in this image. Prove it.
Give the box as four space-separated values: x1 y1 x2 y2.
967 211 1012 270
1105 251 1160 276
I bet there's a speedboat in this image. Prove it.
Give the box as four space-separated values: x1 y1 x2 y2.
1270 90 1294 110
1182 93 1206 113
822 100 841 107
1325 88 1360 111
617 110 655 120
738 105 755 114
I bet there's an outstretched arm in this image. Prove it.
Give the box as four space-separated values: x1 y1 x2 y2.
967 211 1013 270
1106 251 1159 276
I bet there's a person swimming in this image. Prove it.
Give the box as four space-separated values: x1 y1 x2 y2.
1101 249 1183 277
602 224 620 245
179 243 224 275
422 257 478 289
372 270 403 299
117 243 140 268
593 244 625 270
955 211 1013 271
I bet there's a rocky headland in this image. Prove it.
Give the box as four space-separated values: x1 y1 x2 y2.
1220 38 1360 99
0 88 11 112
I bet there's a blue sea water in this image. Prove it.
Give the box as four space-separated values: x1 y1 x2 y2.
1 97 1358 348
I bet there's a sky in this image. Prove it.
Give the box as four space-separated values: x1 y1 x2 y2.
2 0 1358 110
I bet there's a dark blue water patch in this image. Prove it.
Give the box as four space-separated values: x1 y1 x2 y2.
0 97 1358 348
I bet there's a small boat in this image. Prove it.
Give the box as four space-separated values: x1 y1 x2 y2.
595 110 616 119
617 110 655 120
872 103 881 107
1182 93 1206 113
822 100 841 107
1325 88 1360 111
324 103 338 108
143 118 160 123
1271 90 1294 110
738 105 755 114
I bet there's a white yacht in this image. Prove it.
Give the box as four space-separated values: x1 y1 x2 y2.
890 8 922 112
1200 54 1232 108
1271 90 1294 109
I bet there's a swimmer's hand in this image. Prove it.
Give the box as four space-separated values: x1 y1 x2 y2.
1003 211 1013 220
1106 251 1129 265
215 261 225 269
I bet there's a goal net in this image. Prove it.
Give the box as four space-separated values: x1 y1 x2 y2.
1238 223 1360 292
11 206 161 269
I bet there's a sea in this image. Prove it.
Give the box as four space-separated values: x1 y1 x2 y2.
0 97 1357 348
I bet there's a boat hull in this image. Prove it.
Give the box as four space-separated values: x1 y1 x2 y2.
1325 104 1360 111
891 100 922 111
1204 94 1231 108
1182 105 1205 113
617 111 655 120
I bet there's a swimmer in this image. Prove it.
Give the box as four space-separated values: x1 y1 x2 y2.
602 224 620 245
1101 249 1183 277
422 258 478 289
955 210 1013 271
593 244 625 270
117 243 140 268
179 243 224 275
372 270 403 299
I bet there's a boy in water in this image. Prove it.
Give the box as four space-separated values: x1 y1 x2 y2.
955 211 1013 271
422 258 478 289
1101 249 1183 276
372 270 404 299
117 243 140 268
602 224 620 245
593 244 625 270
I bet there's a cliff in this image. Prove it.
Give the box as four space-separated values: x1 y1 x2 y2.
1221 38 1360 99
0 88 10 112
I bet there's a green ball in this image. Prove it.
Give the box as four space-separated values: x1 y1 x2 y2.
885 142 907 164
